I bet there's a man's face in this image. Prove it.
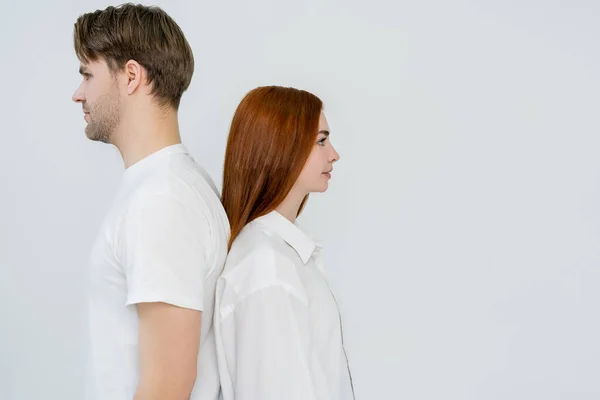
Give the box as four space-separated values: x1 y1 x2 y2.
72 59 121 143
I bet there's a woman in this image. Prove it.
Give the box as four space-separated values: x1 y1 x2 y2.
214 86 354 400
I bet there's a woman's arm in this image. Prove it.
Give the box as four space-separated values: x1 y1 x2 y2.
222 283 318 400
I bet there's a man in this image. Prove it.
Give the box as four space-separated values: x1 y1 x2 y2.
72 4 229 399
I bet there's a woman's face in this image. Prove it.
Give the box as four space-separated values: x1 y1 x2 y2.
296 112 340 194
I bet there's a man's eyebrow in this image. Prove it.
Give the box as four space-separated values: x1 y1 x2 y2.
79 66 90 75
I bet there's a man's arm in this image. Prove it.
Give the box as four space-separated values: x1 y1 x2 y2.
120 191 212 399
134 303 201 400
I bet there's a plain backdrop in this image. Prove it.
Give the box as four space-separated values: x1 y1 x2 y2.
1 0 600 399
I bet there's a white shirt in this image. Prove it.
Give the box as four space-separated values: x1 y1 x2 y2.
85 144 230 400
214 211 355 400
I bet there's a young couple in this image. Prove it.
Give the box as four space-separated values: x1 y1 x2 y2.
73 4 353 400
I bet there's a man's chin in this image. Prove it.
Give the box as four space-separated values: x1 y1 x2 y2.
85 127 110 144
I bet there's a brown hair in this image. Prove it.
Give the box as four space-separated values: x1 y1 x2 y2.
221 86 323 248
73 3 194 109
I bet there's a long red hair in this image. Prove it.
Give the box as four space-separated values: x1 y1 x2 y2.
221 86 323 248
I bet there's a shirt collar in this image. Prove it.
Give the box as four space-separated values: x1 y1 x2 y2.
254 210 321 264
123 143 188 182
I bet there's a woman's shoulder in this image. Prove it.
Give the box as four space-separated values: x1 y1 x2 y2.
226 222 290 268
219 222 303 298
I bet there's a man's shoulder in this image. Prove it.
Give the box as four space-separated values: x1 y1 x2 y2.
123 158 229 239
129 158 219 210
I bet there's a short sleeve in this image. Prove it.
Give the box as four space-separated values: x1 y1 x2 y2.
119 192 210 310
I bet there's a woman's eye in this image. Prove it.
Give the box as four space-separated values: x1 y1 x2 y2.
318 137 327 146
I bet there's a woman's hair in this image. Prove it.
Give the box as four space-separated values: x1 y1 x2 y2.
221 86 323 248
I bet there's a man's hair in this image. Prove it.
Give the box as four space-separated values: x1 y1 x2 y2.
74 3 194 109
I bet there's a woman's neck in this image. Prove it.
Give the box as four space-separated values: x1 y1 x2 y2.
275 186 306 223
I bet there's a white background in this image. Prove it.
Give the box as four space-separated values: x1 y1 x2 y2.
1 0 599 399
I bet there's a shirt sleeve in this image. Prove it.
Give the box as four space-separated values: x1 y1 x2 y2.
220 281 318 400
119 192 210 310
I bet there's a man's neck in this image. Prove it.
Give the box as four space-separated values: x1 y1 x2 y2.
113 109 182 169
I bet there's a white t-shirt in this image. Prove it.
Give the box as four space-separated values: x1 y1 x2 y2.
214 211 355 400
85 144 230 400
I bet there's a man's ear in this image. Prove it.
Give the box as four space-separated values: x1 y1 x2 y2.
123 60 145 95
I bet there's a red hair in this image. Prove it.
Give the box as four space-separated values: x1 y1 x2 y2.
221 86 323 248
